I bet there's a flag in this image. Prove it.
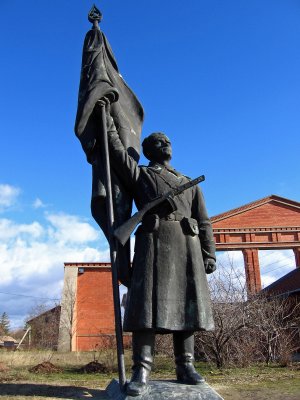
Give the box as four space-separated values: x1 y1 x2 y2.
74 17 144 286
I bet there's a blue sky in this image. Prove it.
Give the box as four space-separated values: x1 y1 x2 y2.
0 1 299 329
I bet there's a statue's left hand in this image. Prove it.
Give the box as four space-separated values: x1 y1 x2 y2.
204 258 216 274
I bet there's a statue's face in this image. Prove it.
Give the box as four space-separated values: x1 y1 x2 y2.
150 134 172 162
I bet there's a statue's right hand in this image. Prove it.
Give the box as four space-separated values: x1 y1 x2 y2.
95 97 116 132
97 96 111 109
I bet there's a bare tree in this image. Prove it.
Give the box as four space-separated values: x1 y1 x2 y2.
57 276 78 352
249 294 300 365
195 254 300 368
195 256 250 368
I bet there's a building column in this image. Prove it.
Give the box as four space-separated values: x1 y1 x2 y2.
242 248 261 294
57 266 78 352
293 247 300 268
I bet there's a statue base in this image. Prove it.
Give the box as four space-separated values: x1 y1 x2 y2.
105 379 224 399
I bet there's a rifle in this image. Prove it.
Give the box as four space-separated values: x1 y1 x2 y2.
114 175 205 246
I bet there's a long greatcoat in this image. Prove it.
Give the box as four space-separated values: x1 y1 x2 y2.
108 131 216 332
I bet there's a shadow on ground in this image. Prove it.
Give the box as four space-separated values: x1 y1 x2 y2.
0 383 108 399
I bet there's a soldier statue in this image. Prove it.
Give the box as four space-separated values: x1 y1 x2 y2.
102 105 217 396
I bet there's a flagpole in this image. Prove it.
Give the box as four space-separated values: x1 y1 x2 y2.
88 5 126 389
98 102 127 389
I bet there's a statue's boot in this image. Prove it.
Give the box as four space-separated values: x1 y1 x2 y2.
126 331 154 396
173 331 205 385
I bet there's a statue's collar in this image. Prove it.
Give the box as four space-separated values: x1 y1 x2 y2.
148 162 181 177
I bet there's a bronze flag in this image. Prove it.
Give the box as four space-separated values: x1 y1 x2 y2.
75 7 144 286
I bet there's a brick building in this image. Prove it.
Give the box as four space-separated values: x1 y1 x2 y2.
211 195 300 293
58 263 130 351
262 267 300 299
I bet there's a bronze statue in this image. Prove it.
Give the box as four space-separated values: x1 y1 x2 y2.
75 5 217 396
103 107 217 396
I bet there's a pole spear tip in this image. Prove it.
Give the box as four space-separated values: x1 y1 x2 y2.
88 4 102 29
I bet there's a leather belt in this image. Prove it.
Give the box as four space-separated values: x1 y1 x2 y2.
141 213 199 236
160 211 183 221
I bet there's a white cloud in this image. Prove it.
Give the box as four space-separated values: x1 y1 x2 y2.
215 250 245 281
0 219 44 241
0 210 109 329
259 249 295 288
210 251 246 296
46 213 99 244
216 250 244 269
33 198 46 209
0 184 21 211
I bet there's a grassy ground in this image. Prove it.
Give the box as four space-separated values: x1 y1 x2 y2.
0 350 299 399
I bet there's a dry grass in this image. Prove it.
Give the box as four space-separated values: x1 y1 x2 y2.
0 350 299 399
0 350 96 368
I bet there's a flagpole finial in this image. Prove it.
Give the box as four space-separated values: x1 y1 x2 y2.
88 4 102 29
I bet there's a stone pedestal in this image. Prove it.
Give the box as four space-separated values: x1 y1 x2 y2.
106 379 224 399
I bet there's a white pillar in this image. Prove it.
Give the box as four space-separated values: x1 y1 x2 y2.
57 265 78 352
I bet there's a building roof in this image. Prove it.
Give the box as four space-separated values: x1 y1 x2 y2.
211 195 300 224
27 305 61 324
64 262 111 268
0 335 18 343
262 268 300 296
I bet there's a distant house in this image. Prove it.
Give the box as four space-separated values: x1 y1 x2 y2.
262 268 300 300
27 306 61 350
0 335 18 349
262 268 300 357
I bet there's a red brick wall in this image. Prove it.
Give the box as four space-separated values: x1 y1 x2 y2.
75 268 116 351
213 202 299 228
